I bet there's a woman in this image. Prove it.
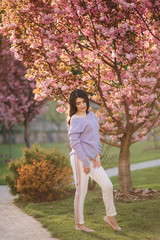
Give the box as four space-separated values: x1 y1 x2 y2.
68 89 121 232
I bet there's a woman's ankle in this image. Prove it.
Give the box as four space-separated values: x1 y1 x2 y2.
76 224 95 232
76 224 84 228
107 216 115 221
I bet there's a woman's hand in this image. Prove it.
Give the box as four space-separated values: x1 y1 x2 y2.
93 154 101 169
84 166 90 174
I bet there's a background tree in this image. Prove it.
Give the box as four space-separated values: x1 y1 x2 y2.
148 127 160 150
45 101 66 133
1 0 160 193
0 36 46 156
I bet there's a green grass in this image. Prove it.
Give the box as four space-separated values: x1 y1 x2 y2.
15 166 160 240
111 166 160 191
130 140 160 164
0 140 160 164
102 140 160 169
0 140 160 185
0 142 70 161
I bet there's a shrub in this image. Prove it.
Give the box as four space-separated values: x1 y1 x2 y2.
5 160 21 195
5 144 72 202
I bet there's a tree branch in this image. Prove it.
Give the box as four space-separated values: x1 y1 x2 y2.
134 7 160 42
101 138 121 148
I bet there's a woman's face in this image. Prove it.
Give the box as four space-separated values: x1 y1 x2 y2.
75 97 87 114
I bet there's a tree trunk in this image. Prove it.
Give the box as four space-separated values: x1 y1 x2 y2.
24 116 30 148
88 178 96 190
9 129 13 160
118 138 133 194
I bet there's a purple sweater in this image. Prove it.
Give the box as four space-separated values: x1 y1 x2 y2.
69 111 102 167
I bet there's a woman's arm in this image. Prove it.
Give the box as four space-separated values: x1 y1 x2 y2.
98 141 102 155
69 119 90 167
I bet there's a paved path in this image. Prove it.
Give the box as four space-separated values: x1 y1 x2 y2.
0 186 58 240
0 159 160 240
106 158 160 177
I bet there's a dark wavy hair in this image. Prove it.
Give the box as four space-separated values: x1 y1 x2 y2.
68 89 89 126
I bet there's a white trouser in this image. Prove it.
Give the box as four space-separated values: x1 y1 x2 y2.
70 154 117 225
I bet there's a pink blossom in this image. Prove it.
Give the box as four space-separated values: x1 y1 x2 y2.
110 135 118 142
28 75 35 81
1 0 160 147
56 106 66 113
124 45 132 52
94 59 101 64
126 53 137 60
58 100 65 104
61 85 69 91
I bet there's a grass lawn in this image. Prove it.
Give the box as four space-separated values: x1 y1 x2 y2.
111 166 160 190
15 166 160 240
102 140 160 169
0 140 160 164
0 140 160 185
130 140 160 164
0 142 70 160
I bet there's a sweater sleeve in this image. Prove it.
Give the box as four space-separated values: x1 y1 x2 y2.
69 119 90 167
98 140 102 155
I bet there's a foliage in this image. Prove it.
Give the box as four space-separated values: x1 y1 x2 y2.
0 163 9 185
16 158 71 202
0 36 45 130
1 0 159 142
5 160 21 195
1 0 160 192
5 144 72 202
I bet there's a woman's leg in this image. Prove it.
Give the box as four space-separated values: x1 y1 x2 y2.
89 161 121 231
70 154 89 225
89 161 117 217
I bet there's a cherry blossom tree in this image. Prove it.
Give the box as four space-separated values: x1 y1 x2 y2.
1 0 160 193
0 36 46 153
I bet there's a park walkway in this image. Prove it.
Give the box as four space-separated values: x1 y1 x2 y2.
0 186 58 240
0 159 160 240
105 158 160 177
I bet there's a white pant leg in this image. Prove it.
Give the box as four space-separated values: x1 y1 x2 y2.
89 161 117 217
70 154 89 224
